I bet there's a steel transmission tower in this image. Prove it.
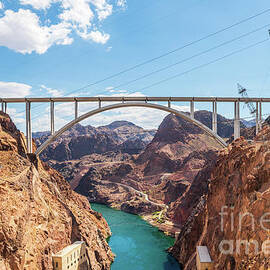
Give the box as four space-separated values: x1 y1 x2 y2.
237 83 257 114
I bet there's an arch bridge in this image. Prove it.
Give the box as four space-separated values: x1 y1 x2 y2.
0 96 267 154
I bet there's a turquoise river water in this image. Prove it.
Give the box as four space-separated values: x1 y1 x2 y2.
91 203 181 270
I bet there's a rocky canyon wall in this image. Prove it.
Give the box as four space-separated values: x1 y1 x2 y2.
0 112 114 270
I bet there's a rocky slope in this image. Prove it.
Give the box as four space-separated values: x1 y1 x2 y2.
170 126 270 269
0 112 114 270
35 110 238 232
35 121 155 162
194 110 245 138
73 113 222 232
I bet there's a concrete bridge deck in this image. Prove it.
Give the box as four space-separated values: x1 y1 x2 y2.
0 96 266 154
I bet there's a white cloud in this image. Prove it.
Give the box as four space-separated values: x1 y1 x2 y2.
117 0 126 8
0 1 3 9
0 9 73 54
0 81 31 97
40 85 63 97
0 0 121 54
90 0 113 20
20 0 55 10
27 91 193 132
80 30 110 44
6 107 25 125
59 0 94 30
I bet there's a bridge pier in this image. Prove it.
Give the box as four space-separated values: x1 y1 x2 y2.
234 101 240 140
98 98 101 108
75 100 78 119
259 101 262 130
50 101 55 135
212 101 217 134
1 102 7 113
190 100 194 118
256 101 263 135
26 101 32 153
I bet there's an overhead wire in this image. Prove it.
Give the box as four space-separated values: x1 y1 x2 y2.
12 37 270 125
138 38 269 92
111 24 270 90
9 8 270 120
62 7 270 97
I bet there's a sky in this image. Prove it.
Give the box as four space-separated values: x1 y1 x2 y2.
0 0 270 132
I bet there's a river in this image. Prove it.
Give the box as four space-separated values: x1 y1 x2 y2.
91 203 181 270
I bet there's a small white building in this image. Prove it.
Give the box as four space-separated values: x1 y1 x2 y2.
196 246 214 270
52 241 89 270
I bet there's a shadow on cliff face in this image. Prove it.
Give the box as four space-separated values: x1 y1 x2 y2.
0 113 114 270
170 125 270 269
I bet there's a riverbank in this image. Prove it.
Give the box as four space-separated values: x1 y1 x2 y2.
91 203 181 270
142 214 181 237
87 180 182 237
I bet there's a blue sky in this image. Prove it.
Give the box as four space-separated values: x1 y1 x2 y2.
0 0 270 131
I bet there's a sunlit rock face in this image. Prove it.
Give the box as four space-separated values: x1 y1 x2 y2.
170 126 270 269
34 121 155 162
73 113 221 222
0 112 114 270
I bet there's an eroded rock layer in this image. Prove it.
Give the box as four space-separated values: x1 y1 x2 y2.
170 127 270 269
0 112 114 270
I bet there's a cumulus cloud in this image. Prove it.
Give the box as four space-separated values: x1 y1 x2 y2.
117 0 126 8
20 0 55 10
31 91 190 131
90 0 112 20
0 81 31 97
40 85 63 97
0 1 3 9
80 30 110 44
0 9 73 54
0 0 123 54
59 0 94 30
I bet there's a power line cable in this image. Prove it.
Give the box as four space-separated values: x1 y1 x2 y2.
137 38 269 92
10 8 270 117
12 37 270 123
62 7 270 96
111 24 270 90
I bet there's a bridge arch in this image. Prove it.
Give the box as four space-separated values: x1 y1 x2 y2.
35 102 227 155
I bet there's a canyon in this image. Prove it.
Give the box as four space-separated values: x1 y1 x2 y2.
2 107 267 269
34 110 242 234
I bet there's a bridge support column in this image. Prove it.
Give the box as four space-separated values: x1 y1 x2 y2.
234 101 240 140
259 101 262 130
50 101 55 135
98 99 101 108
168 99 171 108
1 102 7 113
26 101 32 153
75 100 78 119
256 102 259 135
190 100 194 118
212 101 217 134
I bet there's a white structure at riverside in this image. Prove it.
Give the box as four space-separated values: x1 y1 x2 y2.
52 241 89 270
196 246 214 270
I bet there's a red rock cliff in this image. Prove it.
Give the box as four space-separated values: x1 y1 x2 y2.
0 112 114 270
170 126 270 269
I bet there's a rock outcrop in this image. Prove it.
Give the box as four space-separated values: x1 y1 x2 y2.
170 126 270 269
35 121 155 162
0 112 114 270
73 113 222 230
